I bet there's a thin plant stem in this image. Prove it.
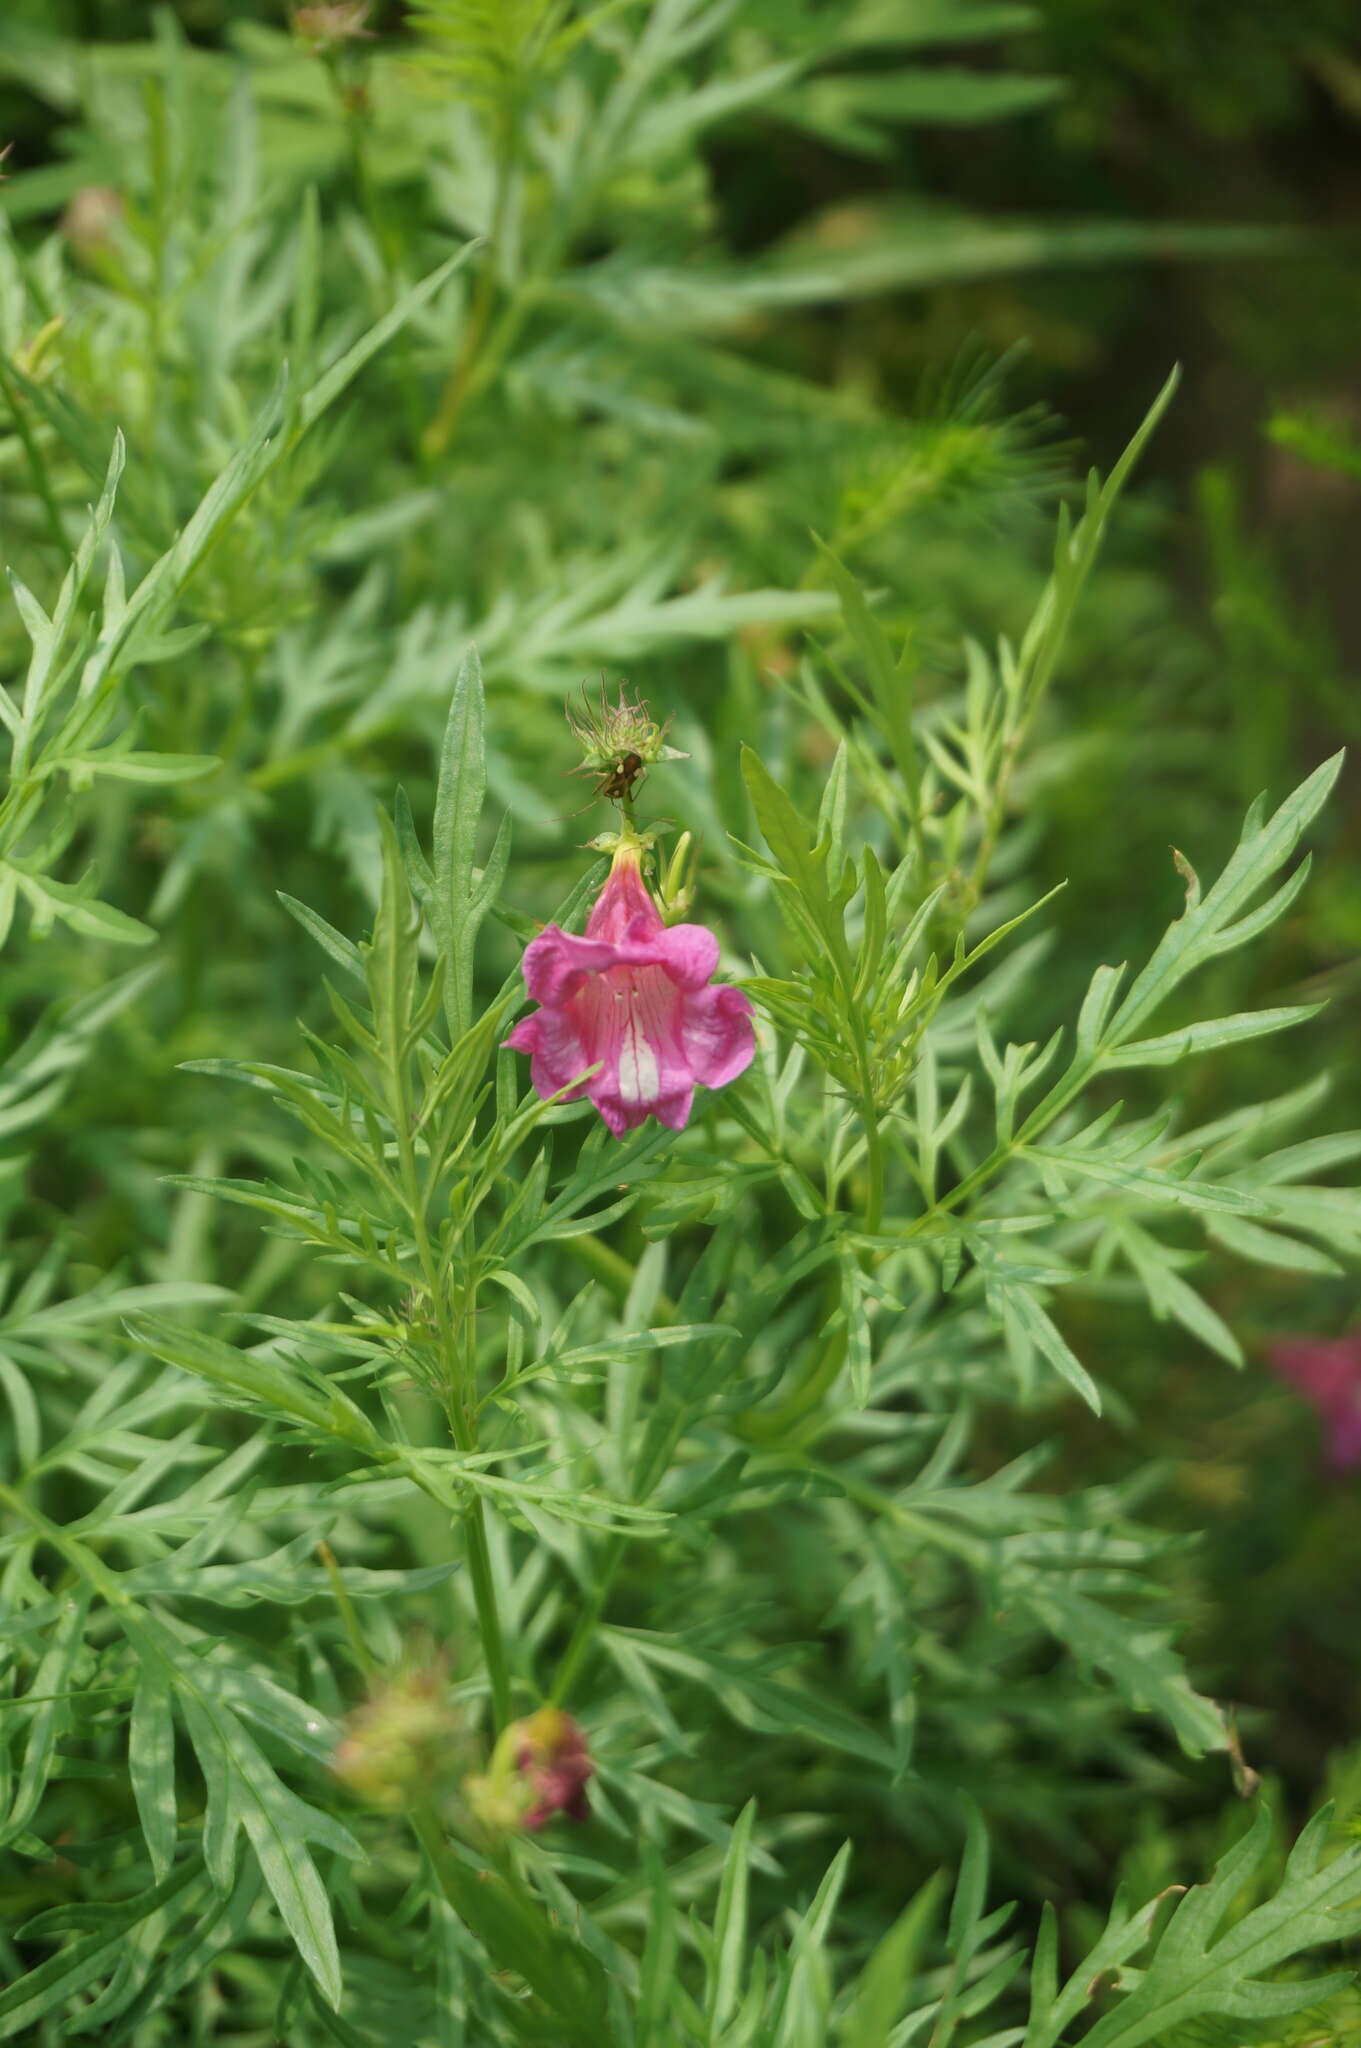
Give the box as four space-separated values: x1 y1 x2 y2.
547 1534 623 1707
422 110 515 462
391 1024 514 1732
319 1540 379 1682
0 353 68 557
324 51 428 464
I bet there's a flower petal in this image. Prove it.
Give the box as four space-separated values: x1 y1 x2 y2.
585 855 663 943
681 982 755 1089
589 1087 637 1137
581 964 693 1131
509 850 753 1138
1326 1412 1361 1471
651 1086 695 1131
522 925 623 1007
521 1004 594 1102
654 921 720 989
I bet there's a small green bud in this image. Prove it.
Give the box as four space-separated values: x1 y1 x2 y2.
657 830 700 923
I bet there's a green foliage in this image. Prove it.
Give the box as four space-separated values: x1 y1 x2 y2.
1028 1806 1361 2048
0 4 1355 2044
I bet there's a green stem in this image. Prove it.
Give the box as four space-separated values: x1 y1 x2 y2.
733 1326 848 1446
319 1539 378 1681
423 113 515 462
329 59 428 465
0 352 67 557
547 1534 624 1707
436 1287 513 1731
862 1104 885 1236
391 1036 513 1732
546 1390 692 1705
461 1484 514 1729
899 1042 1104 1241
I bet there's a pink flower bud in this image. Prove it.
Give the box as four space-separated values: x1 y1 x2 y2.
505 841 754 1137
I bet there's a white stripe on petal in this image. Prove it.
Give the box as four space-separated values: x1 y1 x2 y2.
616 1010 660 1104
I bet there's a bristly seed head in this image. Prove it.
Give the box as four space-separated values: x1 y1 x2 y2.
566 678 688 780
330 1653 463 1810
291 2 373 53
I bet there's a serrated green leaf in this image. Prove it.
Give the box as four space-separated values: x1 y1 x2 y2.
0 1867 202 2040
1027 1145 1265 1218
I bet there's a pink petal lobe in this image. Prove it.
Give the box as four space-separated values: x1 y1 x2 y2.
655 922 720 989
651 1086 696 1131
681 982 755 1089
1326 1413 1361 1472
590 1089 635 1137
1266 1332 1361 1473
523 926 623 1007
525 1003 594 1101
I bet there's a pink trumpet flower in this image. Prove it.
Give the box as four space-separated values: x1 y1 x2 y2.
1266 1331 1361 1473
506 840 754 1136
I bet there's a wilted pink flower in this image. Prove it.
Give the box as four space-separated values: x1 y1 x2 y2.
464 1706 594 1832
1266 1332 1361 1472
515 1707 594 1829
505 840 754 1136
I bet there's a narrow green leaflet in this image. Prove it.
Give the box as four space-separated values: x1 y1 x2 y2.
0 1587 91 1848
128 1662 178 1883
431 644 493 1040
1101 753 1344 1049
991 1276 1101 1415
